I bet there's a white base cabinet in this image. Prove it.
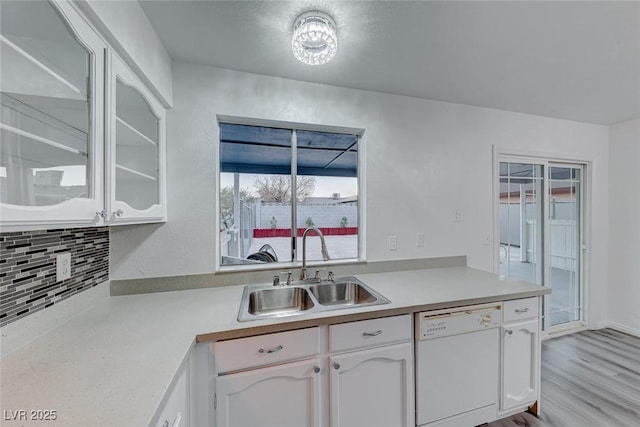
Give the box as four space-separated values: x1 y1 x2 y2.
154 357 190 427
212 315 413 427
330 342 413 427
501 319 539 412
216 358 322 427
500 298 541 415
177 300 543 427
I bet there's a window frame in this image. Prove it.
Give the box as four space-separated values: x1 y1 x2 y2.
216 115 366 272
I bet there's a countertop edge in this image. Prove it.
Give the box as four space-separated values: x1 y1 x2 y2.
196 288 549 342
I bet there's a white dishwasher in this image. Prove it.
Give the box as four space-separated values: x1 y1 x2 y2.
415 303 502 427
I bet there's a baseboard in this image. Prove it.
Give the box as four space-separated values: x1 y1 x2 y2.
596 321 640 338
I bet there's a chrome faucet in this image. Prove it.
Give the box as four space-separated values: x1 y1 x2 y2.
300 226 330 280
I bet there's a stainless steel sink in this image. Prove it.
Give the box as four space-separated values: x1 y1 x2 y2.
247 287 315 316
238 276 390 322
310 281 381 306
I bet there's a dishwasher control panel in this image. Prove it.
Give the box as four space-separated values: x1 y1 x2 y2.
416 303 502 340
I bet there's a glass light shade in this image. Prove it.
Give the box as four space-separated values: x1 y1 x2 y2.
292 11 337 65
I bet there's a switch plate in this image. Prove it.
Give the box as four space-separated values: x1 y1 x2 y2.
388 235 397 251
416 233 425 247
56 253 71 282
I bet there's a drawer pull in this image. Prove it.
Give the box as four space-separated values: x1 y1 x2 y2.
258 345 284 354
515 308 530 314
362 330 383 337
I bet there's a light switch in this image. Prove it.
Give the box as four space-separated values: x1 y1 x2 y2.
56 253 71 282
388 235 397 251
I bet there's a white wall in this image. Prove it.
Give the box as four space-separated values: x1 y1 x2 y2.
109 63 610 324
75 0 173 106
608 118 640 335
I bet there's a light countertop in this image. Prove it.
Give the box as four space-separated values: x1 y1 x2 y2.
0 266 548 427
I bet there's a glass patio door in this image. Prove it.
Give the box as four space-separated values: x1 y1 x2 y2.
547 165 583 328
498 162 545 286
498 159 584 332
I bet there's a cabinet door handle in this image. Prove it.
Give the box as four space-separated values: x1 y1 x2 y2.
333 362 340 370
313 366 321 374
515 308 530 314
113 209 124 217
506 329 513 335
258 345 283 354
362 330 382 337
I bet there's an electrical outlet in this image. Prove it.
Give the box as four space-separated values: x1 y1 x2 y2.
453 211 461 222
416 233 425 247
56 253 71 282
388 235 397 251
483 234 492 246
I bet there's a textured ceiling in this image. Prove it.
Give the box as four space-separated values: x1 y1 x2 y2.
140 0 640 125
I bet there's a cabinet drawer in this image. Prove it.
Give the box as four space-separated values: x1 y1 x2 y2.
214 327 321 373
330 315 411 353
503 298 539 322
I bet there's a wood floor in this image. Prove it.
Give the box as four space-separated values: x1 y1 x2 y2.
488 328 640 427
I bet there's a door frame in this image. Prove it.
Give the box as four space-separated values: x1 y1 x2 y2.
492 146 591 336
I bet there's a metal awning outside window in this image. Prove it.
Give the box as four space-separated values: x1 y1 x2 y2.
220 123 357 177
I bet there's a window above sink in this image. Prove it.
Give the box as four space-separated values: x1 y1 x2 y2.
217 117 364 271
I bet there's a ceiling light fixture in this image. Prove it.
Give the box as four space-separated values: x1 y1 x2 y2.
292 11 337 66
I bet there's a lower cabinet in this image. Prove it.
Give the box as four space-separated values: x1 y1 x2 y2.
154 357 190 427
212 315 413 427
329 342 413 427
501 319 539 412
500 297 541 415
216 358 322 427
156 300 544 427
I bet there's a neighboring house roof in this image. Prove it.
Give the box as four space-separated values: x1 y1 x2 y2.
302 196 358 205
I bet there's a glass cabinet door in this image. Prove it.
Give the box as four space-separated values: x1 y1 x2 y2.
106 53 166 223
0 0 104 228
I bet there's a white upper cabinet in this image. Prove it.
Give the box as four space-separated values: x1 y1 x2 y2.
0 0 167 230
0 0 105 228
105 53 166 224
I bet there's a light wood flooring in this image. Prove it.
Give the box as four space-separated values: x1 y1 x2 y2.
488 328 640 427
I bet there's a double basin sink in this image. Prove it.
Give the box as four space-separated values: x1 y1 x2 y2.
238 276 390 322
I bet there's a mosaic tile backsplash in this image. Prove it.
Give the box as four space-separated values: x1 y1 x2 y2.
0 227 109 327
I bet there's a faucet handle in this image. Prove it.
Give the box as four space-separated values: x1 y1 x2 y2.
327 271 335 282
280 271 293 286
314 269 321 280
272 275 280 286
